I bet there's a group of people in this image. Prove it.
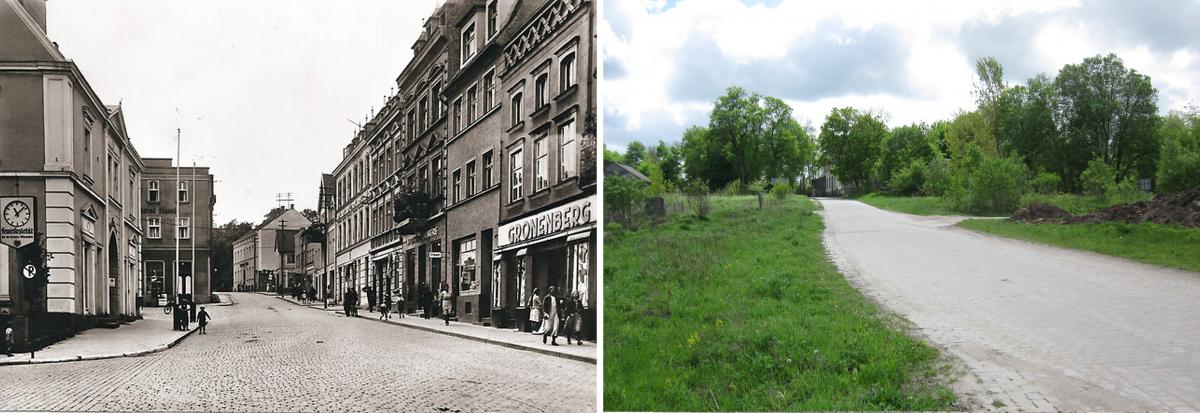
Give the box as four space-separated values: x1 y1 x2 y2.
171 296 212 334
528 286 586 346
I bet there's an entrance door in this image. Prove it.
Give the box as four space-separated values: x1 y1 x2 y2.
405 250 417 302
108 233 120 315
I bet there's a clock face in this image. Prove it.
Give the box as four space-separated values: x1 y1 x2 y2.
4 200 31 227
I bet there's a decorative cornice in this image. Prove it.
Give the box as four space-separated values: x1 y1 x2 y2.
502 0 585 73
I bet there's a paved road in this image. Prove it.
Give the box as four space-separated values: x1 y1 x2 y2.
0 293 595 412
819 199 1200 411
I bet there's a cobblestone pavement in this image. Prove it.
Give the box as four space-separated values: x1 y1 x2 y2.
820 199 1200 412
0 293 596 412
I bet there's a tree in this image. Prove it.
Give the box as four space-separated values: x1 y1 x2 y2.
300 208 320 224
818 107 886 189
993 74 1059 174
651 141 684 189
1054 53 1159 183
680 125 736 190
708 86 767 185
603 146 625 164
876 123 936 187
946 111 997 167
974 56 1007 134
624 141 647 166
1156 109 1200 192
210 220 255 291
760 96 807 184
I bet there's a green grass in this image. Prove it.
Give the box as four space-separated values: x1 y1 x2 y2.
959 219 1200 273
604 195 956 411
1019 192 1153 214
854 193 964 216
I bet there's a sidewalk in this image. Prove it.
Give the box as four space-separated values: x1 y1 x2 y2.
275 295 596 364
0 293 235 366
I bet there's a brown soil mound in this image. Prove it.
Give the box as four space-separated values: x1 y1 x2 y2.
1010 203 1073 223
1034 186 1200 227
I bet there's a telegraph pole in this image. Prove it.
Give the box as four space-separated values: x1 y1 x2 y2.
278 218 287 297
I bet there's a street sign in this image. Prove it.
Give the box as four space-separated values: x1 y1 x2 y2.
429 252 443 259
1 197 36 248
22 265 36 279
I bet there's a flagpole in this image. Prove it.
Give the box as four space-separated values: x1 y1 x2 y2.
175 128 181 299
191 161 196 302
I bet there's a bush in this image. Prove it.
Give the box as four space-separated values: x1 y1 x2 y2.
1080 158 1116 197
605 176 648 227
684 180 712 219
922 157 952 196
770 182 792 200
747 177 769 194
1156 126 1200 193
890 159 927 195
1105 176 1141 200
946 154 1027 214
1030 172 1062 194
722 180 744 195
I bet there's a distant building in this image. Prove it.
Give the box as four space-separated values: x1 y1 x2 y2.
1 0 146 350
231 208 311 292
603 162 650 183
139 158 215 305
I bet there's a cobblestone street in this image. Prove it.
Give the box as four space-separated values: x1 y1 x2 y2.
0 293 596 412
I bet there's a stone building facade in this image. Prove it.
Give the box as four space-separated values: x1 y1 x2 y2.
139 158 215 305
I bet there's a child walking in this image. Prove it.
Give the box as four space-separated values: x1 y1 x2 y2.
197 306 212 334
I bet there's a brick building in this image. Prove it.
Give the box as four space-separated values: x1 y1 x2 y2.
138 158 215 306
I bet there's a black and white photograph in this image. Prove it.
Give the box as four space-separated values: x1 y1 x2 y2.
0 0 596 411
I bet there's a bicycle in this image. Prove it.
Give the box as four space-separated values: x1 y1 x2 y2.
163 300 175 315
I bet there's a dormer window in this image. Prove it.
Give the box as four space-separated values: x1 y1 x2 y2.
461 23 476 64
487 1 498 39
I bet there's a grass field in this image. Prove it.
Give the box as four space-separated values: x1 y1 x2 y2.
959 219 1200 273
854 194 965 216
1018 192 1153 214
604 195 956 411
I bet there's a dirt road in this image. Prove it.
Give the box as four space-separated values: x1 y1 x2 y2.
819 199 1200 411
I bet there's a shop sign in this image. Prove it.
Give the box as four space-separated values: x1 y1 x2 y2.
1 197 36 248
498 197 593 248
429 252 443 259
141 207 176 214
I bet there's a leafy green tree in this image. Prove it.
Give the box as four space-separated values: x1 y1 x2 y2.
1080 158 1116 197
994 75 1059 174
1156 109 1200 192
818 107 886 189
946 111 997 166
876 123 936 187
651 141 684 189
1054 53 1159 182
680 125 736 190
604 176 649 227
624 141 647 166
708 86 767 185
603 146 625 164
760 96 806 183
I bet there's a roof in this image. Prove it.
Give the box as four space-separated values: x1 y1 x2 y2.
604 162 650 182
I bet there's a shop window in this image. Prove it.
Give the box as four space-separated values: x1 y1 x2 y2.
456 237 477 292
567 241 590 307
559 118 578 180
492 260 501 308
534 135 549 191
509 148 523 202
515 258 527 308
482 150 494 188
147 217 162 239
147 180 160 203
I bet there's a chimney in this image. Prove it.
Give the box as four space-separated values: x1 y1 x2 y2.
18 0 48 33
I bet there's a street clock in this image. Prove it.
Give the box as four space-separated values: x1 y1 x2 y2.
3 200 31 227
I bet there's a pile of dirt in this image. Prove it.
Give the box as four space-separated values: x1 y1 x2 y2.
1012 186 1200 227
1009 203 1073 223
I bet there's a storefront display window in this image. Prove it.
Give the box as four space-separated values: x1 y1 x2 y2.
492 260 502 308
567 241 589 307
457 237 477 292
515 258 526 308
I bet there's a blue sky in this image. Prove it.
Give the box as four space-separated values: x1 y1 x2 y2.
602 0 1200 152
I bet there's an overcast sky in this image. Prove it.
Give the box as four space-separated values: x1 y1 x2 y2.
602 0 1200 151
46 0 441 224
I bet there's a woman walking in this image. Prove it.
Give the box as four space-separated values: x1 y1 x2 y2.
439 283 453 326
564 291 585 345
528 288 543 333
542 285 560 346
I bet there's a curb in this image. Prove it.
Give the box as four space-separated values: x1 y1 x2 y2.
273 296 596 364
0 325 199 367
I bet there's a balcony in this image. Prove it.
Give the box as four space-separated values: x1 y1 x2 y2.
393 191 435 235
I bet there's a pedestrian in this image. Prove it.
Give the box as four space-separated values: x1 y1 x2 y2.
379 293 391 320
365 286 376 313
528 287 543 334
564 291 585 345
343 288 355 317
197 306 212 334
542 285 560 346
419 282 432 319
350 289 360 317
309 286 318 305
178 300 191 331
439 283 453 326
393 290 405 319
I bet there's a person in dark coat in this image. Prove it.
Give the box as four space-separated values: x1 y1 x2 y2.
563 291 585 345
365 286 376 313
419 282 432 319
343 289 355 317
197 306 212 334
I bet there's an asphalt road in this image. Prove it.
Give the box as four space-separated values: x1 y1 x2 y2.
819 199 1200 411
0 293 595 412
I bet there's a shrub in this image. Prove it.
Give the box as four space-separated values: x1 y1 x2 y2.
605 176 648 227
684 180 712 219
747 177 769 194
770 182 792 200
1156 123 1200 193
890 159 927 196
722 180 744 195
946 153 1028 214
1105 176 1142 201
922 157 952 196
1080 158 1116 197
1030 172 1062 194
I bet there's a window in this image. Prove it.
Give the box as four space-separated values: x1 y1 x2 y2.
147 218 161 239
487 1 498 39
457 237 478 292
560 52 577 91
452 169 462 203
483 70 496 110
482 150 494 188
510 148 523 202
510 91 523 127
534 135 549 191
147 180 160 203
178 181 189 203
466 160 476 196
534 73 548 109
419 165 430 193
559 118 578 180
286 253 296 264
452 98 463 133
431 82 442 120
461 23 476 62
110 155 120 199
433 156 445 198
419 95 429 131
407 110 417 141
178 217 190 240
467 86 478 123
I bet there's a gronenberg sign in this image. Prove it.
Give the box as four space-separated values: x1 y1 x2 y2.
498 197 593 248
